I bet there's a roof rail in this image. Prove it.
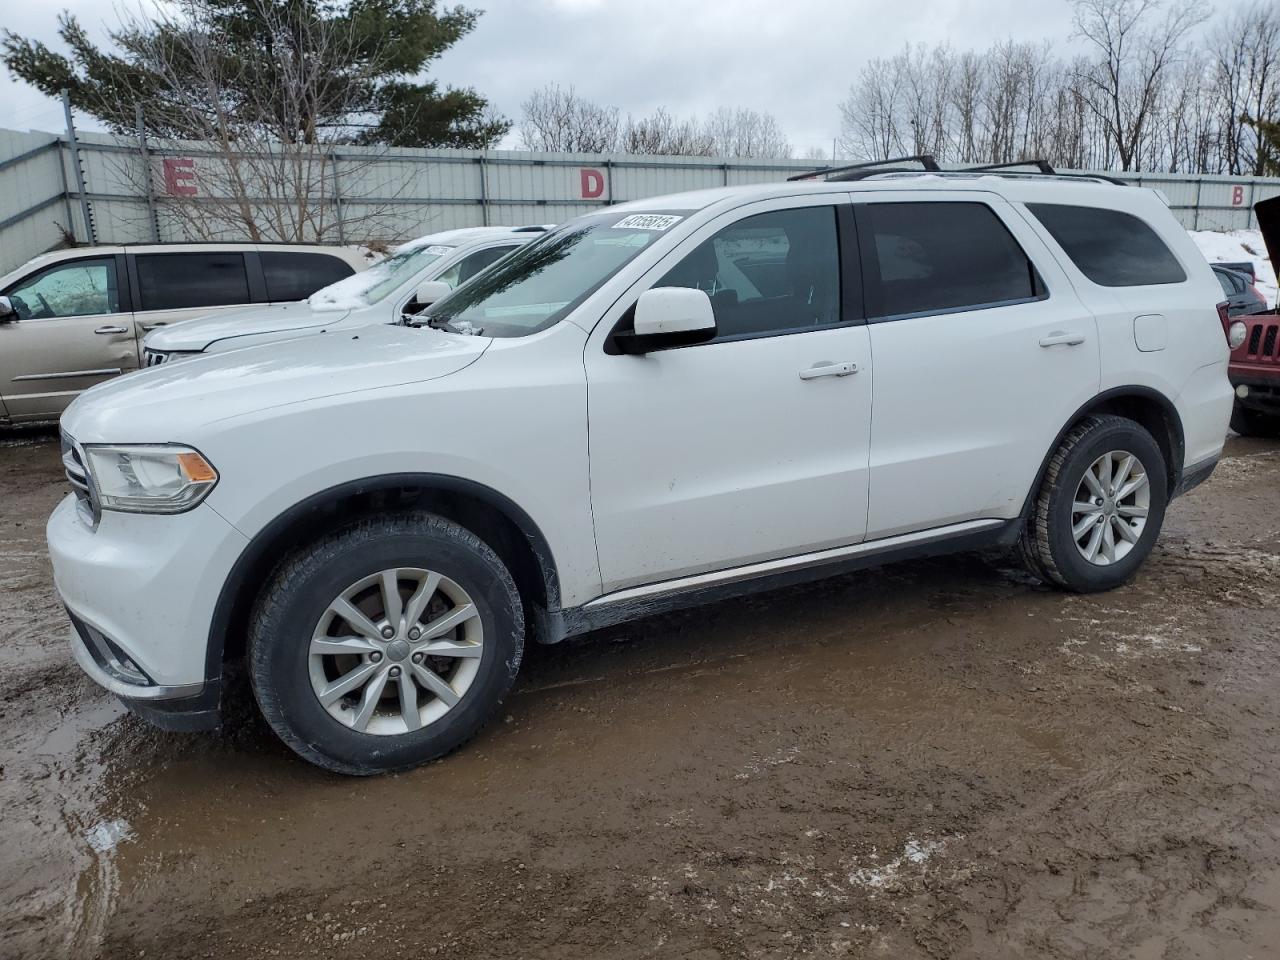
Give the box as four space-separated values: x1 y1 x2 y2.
963 159 1056 174
787 155 940 183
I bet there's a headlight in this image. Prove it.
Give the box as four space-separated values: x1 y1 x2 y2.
1228 321 1248 350
82 445 218 514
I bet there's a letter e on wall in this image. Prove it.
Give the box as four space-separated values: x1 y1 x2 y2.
163 158 198 197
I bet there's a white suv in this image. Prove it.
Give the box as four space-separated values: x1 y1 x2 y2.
140 226 546 363
48 172 1233 774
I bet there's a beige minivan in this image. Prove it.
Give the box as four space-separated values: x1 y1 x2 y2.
0 243 367 423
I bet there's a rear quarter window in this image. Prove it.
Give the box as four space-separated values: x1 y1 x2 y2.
1026 203 1186 287
261 252 356 301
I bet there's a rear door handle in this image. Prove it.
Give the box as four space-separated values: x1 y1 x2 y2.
139 322 168 331
1038 331 1086 347
799 361 858 380
94 325 129 335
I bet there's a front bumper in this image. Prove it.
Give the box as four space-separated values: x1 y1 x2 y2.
48 494 250 725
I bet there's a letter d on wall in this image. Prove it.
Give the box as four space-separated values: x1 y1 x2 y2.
580 168 605 199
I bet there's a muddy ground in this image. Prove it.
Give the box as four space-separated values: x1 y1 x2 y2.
2 427 1280 960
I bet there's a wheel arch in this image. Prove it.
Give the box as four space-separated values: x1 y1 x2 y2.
1021 386 1185 519
204 473 562 684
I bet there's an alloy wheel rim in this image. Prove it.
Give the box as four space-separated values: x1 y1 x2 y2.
308 568 483 735
1070 449 1150 566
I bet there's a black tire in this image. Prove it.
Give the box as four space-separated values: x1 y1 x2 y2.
1230 403 1280 439
248 512 524 776
1020 415 1168 593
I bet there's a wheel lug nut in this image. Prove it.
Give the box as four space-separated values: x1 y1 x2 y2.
381 626 394 639
370 652 382 663
408 627 421 640
411 652 423 664
389 666 401 678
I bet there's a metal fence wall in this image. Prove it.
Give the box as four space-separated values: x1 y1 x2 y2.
2 123 1279 276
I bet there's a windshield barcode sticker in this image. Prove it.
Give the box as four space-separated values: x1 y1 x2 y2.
613 214 683 231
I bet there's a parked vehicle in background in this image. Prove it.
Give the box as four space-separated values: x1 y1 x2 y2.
141 226 549 364
1224 196 1280 437
0 244 365 423
49 163 1233 775
1212 264 1268 317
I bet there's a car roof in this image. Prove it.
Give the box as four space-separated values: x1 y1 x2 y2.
395 225 548 253
605 172 1147 217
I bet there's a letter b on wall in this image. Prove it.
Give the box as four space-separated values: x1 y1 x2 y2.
580 168 605 200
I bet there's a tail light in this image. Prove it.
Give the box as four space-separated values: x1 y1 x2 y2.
1217 301 1231 333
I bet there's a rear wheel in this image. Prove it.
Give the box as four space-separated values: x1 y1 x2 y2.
1230 403 1280 438
1020 415 1168 592
248 512 523 775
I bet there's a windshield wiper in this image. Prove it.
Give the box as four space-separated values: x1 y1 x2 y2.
406 313 483 336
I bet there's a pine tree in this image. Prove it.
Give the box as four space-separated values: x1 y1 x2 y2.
2 0 509 148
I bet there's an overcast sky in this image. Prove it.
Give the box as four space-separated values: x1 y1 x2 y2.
0 0 1250 154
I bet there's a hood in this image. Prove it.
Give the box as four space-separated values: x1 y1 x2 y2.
64 323 488 442
144 301 344 352
1257 196 1280 291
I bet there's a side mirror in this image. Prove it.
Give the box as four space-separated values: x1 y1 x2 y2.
0 296 15 322
614 287 717 355
414 280 453 309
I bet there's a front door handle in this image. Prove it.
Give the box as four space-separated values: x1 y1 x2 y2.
1039 331 1085 348
139 322 168 331
799 361 858 380
94 325 129 335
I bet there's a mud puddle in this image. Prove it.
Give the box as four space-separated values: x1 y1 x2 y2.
3 429 1280 958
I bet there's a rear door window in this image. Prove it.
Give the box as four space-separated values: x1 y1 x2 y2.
135 252 250 311
261 252 355 301
1026 203 1186 287
858 202 1043 320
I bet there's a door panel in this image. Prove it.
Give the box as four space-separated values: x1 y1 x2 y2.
0 256 136 421
585 197 873 594
858 194 1101 539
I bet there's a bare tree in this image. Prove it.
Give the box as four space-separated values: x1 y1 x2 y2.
1211 0 1280 176
98 0 415 243
1070 0 1208 171
621 108 713 156
701 107 792 158
518 85 620 153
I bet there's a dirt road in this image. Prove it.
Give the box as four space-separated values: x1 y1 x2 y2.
3 427 1280 959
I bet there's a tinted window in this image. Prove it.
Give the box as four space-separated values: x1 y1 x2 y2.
1027 203 1186 287
5 258 120 319
135 253 250 311
1215 269 1237 297
261 252 354 301
655 206 840 339
861 202 1042 319
435 245 520 290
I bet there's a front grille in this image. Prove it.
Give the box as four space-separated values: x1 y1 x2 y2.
144 349 169 366
1243 321 1280 362
60 432 98 523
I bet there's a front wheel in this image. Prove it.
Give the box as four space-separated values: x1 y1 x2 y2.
1020 415 1168 592
248 512 524 775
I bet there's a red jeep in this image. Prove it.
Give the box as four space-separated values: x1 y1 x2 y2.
1226 196 1280 438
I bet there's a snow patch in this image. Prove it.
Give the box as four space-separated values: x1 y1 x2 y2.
85 819 132 853
849 835 948 891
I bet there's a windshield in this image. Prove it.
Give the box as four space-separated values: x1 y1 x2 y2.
423 212 689 337
308 242 453 311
